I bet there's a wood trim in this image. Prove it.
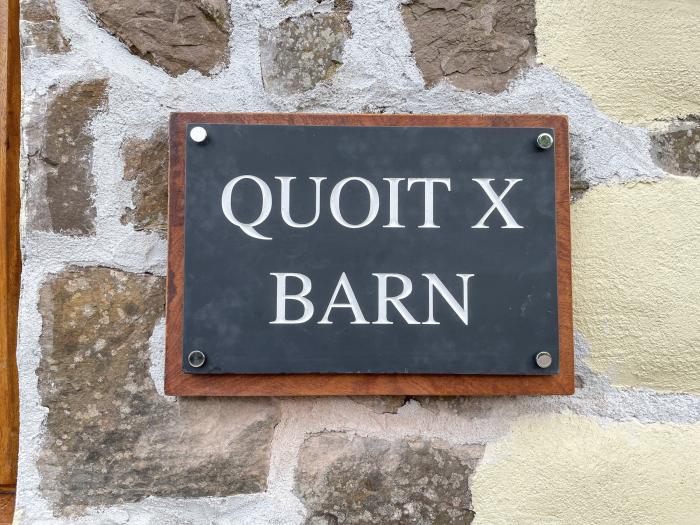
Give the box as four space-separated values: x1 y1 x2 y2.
0 0 20 497
0 493 15 525
165 113 573 396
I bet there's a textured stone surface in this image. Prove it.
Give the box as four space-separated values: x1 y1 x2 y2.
651 118 699 177
296 433 483 524
260 2 352 95
349 397 407 414
21 0 70 54
121 128 169 236
25 79 107 236
572 177 700 394
537 0 700 123
402 0 536 93
569 134 591 199
37 267 280 515
471 414 700 524
84 0 231 76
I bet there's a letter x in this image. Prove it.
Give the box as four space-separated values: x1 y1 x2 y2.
471 178 524 229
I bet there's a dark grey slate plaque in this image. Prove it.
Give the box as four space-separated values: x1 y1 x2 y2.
183 124 559 375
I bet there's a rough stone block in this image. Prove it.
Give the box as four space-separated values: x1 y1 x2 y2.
260 2 352 95
83 0 231 76
37 267 280 515
349 396 407 414
569 135 591 199
296 432 483 524
121 128 169 236
651 118 699 177
25 79 108 236
21 0 71 55
401 0 536 93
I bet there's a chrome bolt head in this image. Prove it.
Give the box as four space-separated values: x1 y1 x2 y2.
535 351 553 369
188 350 206 368
190 126 208 143
536 132 554 150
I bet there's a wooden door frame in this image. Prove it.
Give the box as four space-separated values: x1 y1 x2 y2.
0 0 21 522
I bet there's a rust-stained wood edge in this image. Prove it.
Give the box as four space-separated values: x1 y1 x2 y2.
0 0 20 493
166 112 573 396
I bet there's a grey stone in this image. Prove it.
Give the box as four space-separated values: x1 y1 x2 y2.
570 134 590 200
260 1 352 95
401 0 536 93
414 396 505 418
651 117 700 177
83 0 231 76
296 432 483 524
121 128 169 237
349 396 407 414
21 0 71 55
37 267 280 515
25 79 108 236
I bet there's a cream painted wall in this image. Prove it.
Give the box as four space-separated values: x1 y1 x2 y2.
537 0 700 125
472 413 700 525
572 177 700 394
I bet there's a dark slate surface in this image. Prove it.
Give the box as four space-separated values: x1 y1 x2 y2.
183 124 559 375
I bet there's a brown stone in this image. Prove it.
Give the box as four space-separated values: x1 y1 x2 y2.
83 0 231 76
260 2 352 95
651 117 700 177
121 128 169 236
37 267 280 515
25 80 107 236
296 432 483 524
21 0 71 54
401 0 536 93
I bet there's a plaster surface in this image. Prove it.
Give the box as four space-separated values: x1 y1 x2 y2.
536 0 700 125
572 177 700 394
471 413 700 525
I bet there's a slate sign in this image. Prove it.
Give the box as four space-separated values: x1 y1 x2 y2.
166 113 574 396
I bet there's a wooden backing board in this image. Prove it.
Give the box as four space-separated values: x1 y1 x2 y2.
165 113 573 396
0 492 14 525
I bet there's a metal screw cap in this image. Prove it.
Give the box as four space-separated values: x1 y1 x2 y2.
535 351 553 369
188 350 206 368
536 132 554 150
190 126 207 143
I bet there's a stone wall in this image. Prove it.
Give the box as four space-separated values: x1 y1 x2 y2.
15 0 699 523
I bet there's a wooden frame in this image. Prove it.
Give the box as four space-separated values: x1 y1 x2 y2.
0 0 20 519
166 113 573 396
